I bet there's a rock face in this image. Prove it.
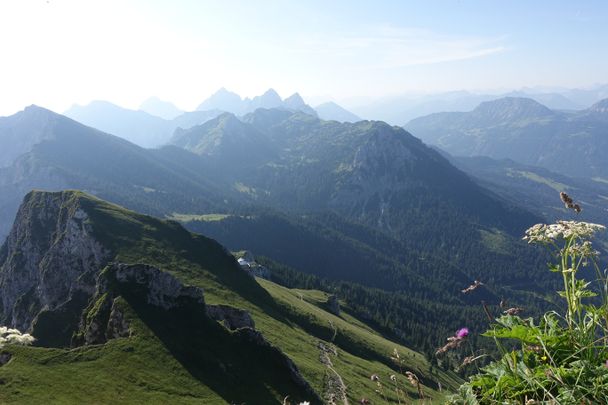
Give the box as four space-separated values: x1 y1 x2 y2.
105 298 131 340
76 262 205 345
206 304 255 330
110 263 205 310
0 191 110 333
326 295 340 316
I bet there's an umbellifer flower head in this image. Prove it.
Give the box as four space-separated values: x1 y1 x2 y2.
524 221 605 244
0 326 35 348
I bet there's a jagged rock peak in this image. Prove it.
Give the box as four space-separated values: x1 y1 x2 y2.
283 92 306 107
0 190 110 333
261 88 281 99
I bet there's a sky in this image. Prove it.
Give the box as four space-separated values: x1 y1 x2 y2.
0 0 607 115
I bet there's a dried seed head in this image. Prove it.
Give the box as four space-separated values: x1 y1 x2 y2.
405 371 419 386
461 280 484 294
560 192 582 213
503 307 524 316
435 337 466 355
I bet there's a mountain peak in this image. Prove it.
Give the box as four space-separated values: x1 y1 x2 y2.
262 88 281 98
472 97 555 121
139 97 182 120
283 92 305 107
249 89 283 111
197 88 244 113
315 101 361 122
22 104 57 116
214 87 239 97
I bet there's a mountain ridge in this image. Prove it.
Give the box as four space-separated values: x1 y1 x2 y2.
405 96 608 178
196 88 318 117
64 101 222 147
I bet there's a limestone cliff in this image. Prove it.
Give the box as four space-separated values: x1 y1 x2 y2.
0 191 110 343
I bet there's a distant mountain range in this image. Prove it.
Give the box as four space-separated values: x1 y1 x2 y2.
443 153 608 226
405 97 608 178
64 101 221 148
197 88 317 117
64 90 360 147
197 88 362 123
0 105 552 301
0 103 568 388
0 105 236 240
167 108 560 299
350 84 608 125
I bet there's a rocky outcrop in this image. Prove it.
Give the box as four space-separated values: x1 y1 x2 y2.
0 191 110 334
76 263 205 345
109 263 204 309
206 304 255 330
106 299 130 340
326 295 340 316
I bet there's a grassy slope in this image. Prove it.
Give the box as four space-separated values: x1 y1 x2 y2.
0 192 459 403
258 280 462 403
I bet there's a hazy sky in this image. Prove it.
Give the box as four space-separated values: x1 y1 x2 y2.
0 0 606 115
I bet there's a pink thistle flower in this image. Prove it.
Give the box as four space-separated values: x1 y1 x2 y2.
456 328 469 339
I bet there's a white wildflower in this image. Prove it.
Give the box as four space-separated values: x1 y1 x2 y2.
0 325 35 348
524 221 605 244
569 240 599 258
